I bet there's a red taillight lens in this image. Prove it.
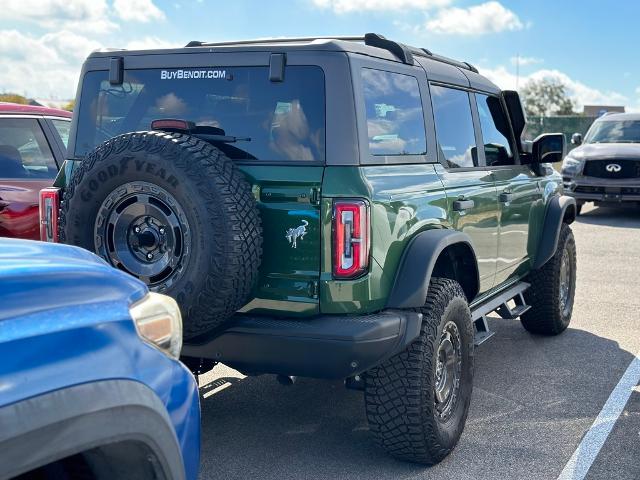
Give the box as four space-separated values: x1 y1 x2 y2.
333 199 370 279
39 187 60 242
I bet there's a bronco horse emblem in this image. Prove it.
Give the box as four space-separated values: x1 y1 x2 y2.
285 220 308 248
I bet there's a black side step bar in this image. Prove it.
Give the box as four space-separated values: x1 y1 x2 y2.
470 281 531 346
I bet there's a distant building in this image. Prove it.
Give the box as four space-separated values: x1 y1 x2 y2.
583 105 625 117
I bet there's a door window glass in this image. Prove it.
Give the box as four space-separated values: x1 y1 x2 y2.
51 119 71 150
476 93 514 166
430 85 477 168
361 68 427 156
0 118 57 179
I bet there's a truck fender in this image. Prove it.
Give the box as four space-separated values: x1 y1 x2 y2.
0 380 185 480
531 195 576 270
386 229 480 309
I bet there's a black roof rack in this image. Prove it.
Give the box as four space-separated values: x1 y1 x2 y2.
183 33 478 73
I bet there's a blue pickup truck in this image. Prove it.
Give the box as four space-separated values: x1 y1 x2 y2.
0 238 200 479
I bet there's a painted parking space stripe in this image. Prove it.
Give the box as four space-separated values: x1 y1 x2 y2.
557 350 640 480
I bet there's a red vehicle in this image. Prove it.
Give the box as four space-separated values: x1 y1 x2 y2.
0 103 71 240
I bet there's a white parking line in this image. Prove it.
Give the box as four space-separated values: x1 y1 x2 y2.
557 350 640 480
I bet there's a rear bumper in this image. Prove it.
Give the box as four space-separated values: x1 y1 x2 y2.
181 310 422 379
563 177 640 203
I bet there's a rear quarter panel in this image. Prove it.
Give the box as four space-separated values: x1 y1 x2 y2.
320 165 448 314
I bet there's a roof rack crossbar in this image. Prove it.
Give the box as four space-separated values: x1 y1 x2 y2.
184 33 476 72
419 49 478 73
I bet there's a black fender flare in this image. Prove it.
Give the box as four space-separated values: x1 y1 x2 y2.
532 195 576 270
386 229 480 309
0 380 185 480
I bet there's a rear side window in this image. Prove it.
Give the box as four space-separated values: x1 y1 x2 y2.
430 85 477 168
0 118 57 179
476 94 514 166
361 68 426 156
75 66 325 162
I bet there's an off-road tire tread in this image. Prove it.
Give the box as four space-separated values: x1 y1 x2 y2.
364 278 473 464
61 131 262 339
521 223 576 335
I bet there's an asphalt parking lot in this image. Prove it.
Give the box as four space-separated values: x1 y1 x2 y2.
197 204 640 480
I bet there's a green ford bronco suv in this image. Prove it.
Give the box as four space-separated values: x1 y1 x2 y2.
40 33 577 464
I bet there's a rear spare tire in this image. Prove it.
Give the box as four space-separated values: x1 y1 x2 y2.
61 131 262 339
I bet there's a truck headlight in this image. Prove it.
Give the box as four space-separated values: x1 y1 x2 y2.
561 157 583 175
130 292 182 359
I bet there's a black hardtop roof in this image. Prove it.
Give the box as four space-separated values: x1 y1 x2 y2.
89 32 482 77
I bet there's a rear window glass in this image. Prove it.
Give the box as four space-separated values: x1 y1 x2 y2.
75 66 325 162
361 68 426 156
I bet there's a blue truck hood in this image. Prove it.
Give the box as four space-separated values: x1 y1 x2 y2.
0 238 147 322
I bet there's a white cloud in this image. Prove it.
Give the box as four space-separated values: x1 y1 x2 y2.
114 0 166 22
479 65 628 111
1 0 117 33
0 28 178 99
0 30 90 99
125 37 180 50
426 1 524 35
312 0 450 14
510 56 543 67
42 31 103 61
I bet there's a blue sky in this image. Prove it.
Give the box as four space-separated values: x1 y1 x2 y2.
1 0 638 111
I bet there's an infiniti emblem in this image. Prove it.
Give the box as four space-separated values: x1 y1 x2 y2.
606 163 622 173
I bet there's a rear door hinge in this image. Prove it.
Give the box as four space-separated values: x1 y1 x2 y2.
310 187 321 206
308 280 319 298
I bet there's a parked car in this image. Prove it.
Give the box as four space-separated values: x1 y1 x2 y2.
0 238 200 480
0 103 71 240
41 33 577 464
564 112 640 214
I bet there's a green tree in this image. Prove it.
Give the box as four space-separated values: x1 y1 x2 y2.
63 99 75 112
520 78 576 117
0 93 29 104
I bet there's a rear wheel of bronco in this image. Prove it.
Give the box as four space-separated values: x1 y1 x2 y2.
364 278 474 464
521 223 576 335
62 131 262 339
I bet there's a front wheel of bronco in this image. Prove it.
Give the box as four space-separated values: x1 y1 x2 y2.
521 223 576 335
364 278 474 464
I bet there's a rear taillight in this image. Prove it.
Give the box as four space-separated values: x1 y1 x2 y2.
39 187 60 242
333 199 370 279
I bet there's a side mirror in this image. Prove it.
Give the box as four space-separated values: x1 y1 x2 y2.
527 133 565 164
570 133 582 146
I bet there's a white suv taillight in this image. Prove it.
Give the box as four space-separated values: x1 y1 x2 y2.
39 187 60 242
333 199 370 279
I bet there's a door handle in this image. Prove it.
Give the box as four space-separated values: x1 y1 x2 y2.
453 199 475 212
499 192 514 203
